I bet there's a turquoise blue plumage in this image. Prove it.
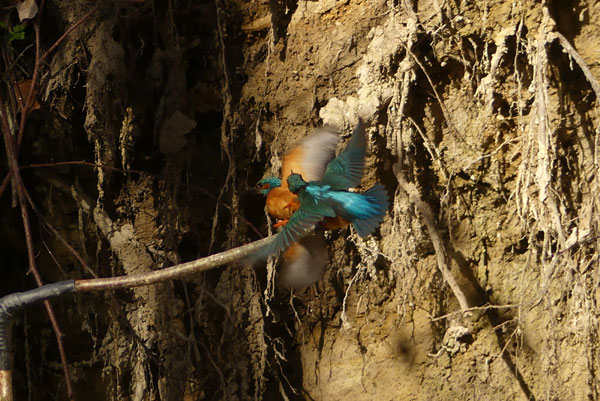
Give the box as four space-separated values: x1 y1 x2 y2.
319 118 366 190
255 118 388 260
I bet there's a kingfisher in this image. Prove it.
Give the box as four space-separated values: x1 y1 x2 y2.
256 126 339 226
255 124 341 287
257 118 367 229
254 118 388 269
260 172 388 258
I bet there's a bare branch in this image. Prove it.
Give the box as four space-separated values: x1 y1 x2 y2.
0 93 75 401
75 236 274 292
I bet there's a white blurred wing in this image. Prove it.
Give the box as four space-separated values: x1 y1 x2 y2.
281 232 328 288
281 126 339 188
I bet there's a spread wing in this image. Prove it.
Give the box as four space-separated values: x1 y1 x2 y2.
252 194 336 261
281 126 339 188
320 118 366 190
281 232 328 288
263 207 334 257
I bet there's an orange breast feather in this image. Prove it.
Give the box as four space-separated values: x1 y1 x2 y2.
266 187 300 220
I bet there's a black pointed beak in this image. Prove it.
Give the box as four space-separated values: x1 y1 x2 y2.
245 187 260 196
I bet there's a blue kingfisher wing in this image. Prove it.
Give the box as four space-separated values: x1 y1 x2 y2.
320 118 366 190
271 206 334 254
253 199 335 261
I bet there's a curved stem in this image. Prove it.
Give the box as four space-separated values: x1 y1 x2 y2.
76 236 274 292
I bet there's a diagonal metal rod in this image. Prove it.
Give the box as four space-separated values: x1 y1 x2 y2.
0 281 76 401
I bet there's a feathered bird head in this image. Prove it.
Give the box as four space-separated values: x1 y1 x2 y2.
256 177 282 195
287 173 307 194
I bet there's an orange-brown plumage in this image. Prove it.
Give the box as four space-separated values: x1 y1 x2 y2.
265 187 299 220
320 216 350 230
280 145 306 189
255 126 341 287
259 127 339 224
256 120 376 287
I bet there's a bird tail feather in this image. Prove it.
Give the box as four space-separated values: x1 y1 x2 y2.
352 184 389 237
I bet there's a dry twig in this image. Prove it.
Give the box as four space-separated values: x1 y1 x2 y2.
75 237 274 292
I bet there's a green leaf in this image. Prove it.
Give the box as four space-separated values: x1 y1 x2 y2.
7 24 26 43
